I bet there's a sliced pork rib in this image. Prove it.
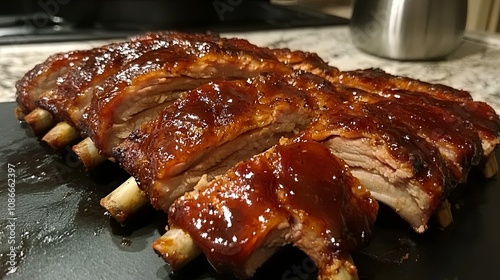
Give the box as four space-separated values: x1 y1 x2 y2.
84 36 291 155
259 73 449 231
16 33 181 136
114 73 316 211
272 48 340 81
335 68 500 156
16 32 172 117
15 49 92 115
26 32 290 156
337 86 484 181
280 71 498 231
335 68 473 102
167 141 378 279
273 51 500 160
34 32 174 127
293 100 451 232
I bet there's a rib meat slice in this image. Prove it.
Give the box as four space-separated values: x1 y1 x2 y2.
114 73 317 211
271 48 340 81
85 37 291 155
32 32 291 156
294 99 451 233
17 32 172 116
35 32 176 127
273 52 500 160
336 86 483 181
335 68 500 156
16 49 92 114
266 71 496 231
335 68 473 102
272 73 452 232
168 141 378 279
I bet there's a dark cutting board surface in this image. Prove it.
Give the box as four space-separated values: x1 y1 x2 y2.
1 101 500 280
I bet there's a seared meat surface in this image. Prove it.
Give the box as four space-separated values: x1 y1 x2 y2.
335 68 473 102
295 102 449 232
114 73 315 211
340 87 483 181
274 51 499 160
35 32 174 128
272 48 340 81
18 31 292 156
271 53 499 231
335 68 500 156
16 50 92 114
265 76 446 232
169 141 377 279
84 32 293 155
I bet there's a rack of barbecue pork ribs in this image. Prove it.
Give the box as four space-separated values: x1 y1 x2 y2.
14 31 500 280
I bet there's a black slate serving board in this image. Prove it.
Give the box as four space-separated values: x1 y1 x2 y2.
1 101 499 280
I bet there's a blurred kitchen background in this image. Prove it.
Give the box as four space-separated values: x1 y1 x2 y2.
294 0 500 33
1 0 351 43
0 0 499 44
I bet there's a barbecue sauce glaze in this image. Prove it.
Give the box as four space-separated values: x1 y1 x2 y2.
169 141 377 277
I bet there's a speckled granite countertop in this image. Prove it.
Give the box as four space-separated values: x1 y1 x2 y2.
1 26 499 112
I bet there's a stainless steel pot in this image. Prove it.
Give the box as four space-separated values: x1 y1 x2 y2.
349 0 468 60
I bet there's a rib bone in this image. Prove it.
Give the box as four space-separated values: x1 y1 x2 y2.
153 227 202 270
24 108 55 135
483 153 499 178
72 137 108 170
153 228 359 280
435 199 453 228
99 177 149 224
41 122 79 151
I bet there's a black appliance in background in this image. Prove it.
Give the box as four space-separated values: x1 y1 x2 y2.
0 0 348 44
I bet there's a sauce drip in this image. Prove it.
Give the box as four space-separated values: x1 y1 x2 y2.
170 142 377 276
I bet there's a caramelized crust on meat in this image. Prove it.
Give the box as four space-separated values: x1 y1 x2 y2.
337 86 483 180
277 52 500 153
273 49 500 158
25 31 292 157
287 70 498 231
169 141 377 279
114 73 315 210
272 48 340 81
287 53 499 158
84 33 291 155
337 69 500 155
16 50 92 113
294 100 450 231
265 73 455 230
335 68 473 102
35 33 173 126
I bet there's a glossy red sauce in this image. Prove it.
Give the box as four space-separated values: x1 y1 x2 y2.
169 142 377 276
